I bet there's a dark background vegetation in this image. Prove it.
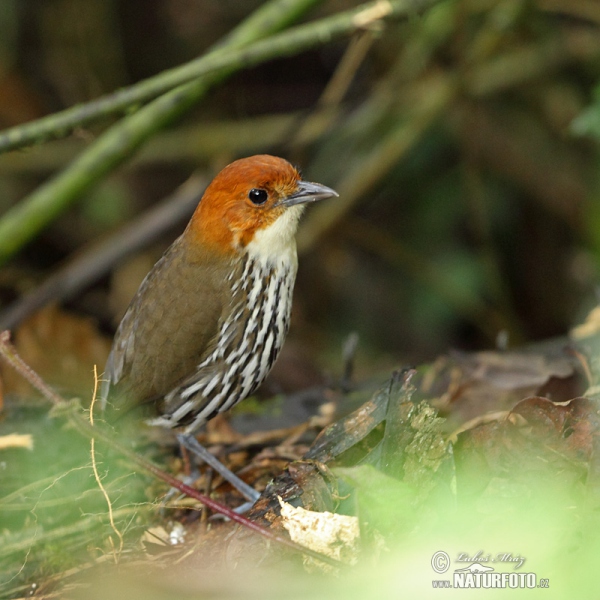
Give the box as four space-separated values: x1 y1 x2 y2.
2 2 600 597
1 0 600 392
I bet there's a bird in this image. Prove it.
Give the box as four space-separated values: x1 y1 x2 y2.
100 155 337 500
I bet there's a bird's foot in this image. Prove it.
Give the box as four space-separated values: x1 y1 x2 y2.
177 433 260 506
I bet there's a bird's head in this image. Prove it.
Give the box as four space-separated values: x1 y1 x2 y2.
187 155 337 261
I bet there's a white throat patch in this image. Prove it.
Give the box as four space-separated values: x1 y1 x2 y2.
244 205 303 268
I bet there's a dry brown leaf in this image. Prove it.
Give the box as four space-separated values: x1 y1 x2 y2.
1 305 111 399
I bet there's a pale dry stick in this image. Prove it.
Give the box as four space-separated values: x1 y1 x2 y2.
319 31 378 107
89 365 124 560
289 29 378 147
297 72 456 253
0 331 343 568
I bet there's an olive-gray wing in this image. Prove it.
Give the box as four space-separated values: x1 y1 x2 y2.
100 239 234 412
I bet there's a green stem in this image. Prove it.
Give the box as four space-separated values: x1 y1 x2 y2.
0 330 343 568
0 0 439 266
0 0 433 155
0 0 323 154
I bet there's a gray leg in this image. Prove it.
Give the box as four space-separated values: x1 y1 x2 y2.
177 433 260 504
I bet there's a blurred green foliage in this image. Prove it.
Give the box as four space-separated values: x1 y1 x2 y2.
0 0 599 364
2 1 600 594
0 405 157 597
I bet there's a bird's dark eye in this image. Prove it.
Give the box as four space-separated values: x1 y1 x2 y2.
248 188 268 205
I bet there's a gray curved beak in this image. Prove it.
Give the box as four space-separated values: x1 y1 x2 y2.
280 180 338 207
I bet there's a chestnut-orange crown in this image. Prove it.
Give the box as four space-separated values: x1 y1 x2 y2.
186 155 337 255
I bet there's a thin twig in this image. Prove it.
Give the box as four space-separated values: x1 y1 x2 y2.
89 365 124 561
0 331 63 405
0 0 431 156
284 29 377 149
0 331 343 568
0 174 206 330
0 0 323 154
297 71 456 253
0 0 321 266
0 0 441 267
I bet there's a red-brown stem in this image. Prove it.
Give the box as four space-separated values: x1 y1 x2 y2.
0 330 64 405
0 330 342 568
